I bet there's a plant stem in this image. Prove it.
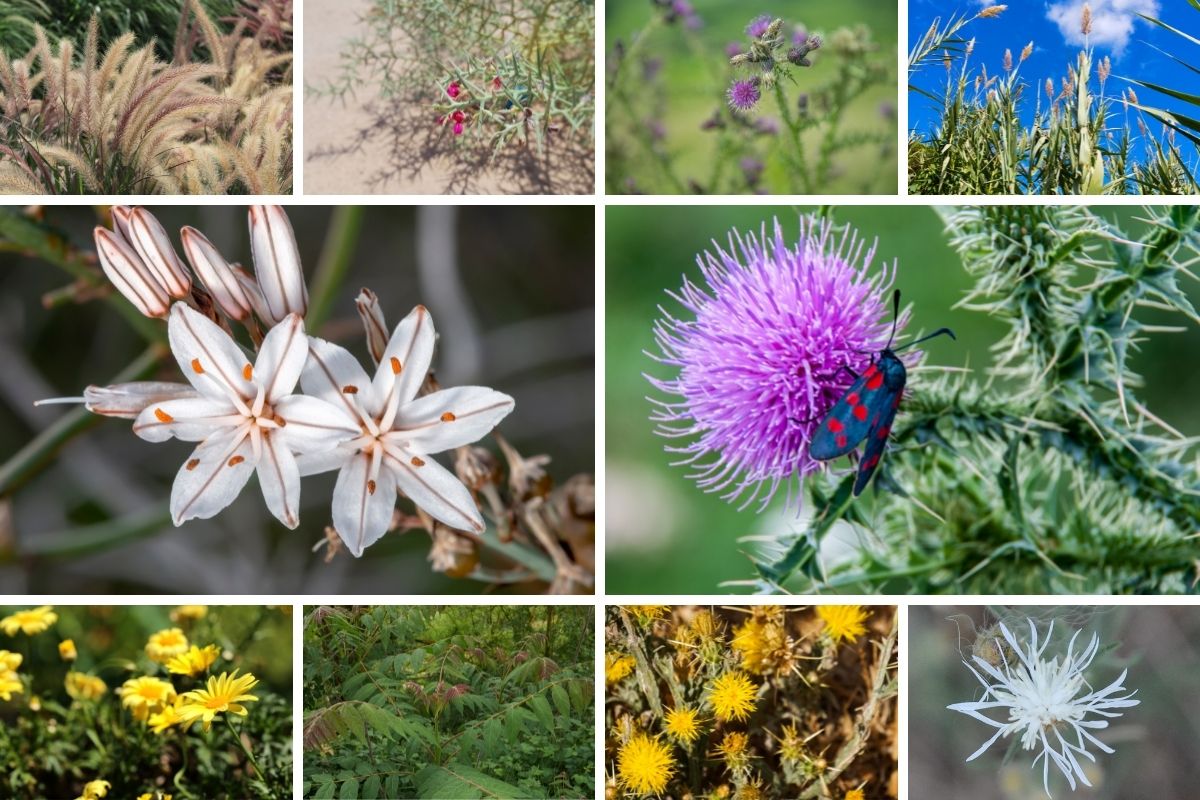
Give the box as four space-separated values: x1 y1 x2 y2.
773 81 812 193
224 714 265 780
306 206 366 332
473 525 557 583
0 344 165 497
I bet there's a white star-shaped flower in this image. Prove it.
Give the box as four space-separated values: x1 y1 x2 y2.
297 305 515 556
133 303 359 528
948 619 1139 797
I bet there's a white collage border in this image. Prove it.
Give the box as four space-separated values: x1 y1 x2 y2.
3 0 1198 798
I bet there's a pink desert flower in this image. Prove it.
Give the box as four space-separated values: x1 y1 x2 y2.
453 122 464 135
492 76 502 90
646 217 907 511
446 81 461 99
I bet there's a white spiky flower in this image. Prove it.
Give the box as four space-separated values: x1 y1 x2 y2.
947 619 1139 797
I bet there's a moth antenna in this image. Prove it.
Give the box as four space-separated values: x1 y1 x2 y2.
886 289 901 350
894 327 957 352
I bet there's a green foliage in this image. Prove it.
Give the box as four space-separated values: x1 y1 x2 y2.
0 0 50 55
908 8 1199 194
746 205 1200 594
303 606 594 800
312 0 593 159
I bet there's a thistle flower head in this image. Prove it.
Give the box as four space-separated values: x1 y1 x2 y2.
616 732 676 795
817 605 870 644
726 79 761 113
708 671 758 722
647 217 905 512
664 706 702 744
746 14 772 38
947 619 1139 797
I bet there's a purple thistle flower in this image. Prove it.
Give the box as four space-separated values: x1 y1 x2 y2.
746 14 772 38
646 217 909 511
725 41 744 58
726 79 760 113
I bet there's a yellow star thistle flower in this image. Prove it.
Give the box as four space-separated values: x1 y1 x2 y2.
0 670 23 701
148 697 186 734
625 605 671 626
177 670 260 731
166 644 221 677
844 788 866 800
0 650 22 671
616 732 676 796
0 605 58 636
170 605 208 623
817 605 869 644
59 639 77 661
604 653 636 686
717 730 751 773
708 671 758 722
145 628 190 663
663 706 702 744
65 672 107 701
734 777 766 800
75 778 110 800
119 676 177 721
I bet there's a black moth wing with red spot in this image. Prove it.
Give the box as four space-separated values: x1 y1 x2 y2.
809 359 899 461
851 385 902 495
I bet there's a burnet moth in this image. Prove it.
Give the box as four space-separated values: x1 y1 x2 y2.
809 290 955 496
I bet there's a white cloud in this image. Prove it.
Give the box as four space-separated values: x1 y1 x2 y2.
1045 0 1160 54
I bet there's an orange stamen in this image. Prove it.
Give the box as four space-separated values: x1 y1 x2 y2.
342 385 359 394
154 408 174 423
243 364 253 381
191 358 204 374
411 456 425 467
186 459 200 471
390 356 402 374
440 412 456 422
367 479 376 495
227 455 245 466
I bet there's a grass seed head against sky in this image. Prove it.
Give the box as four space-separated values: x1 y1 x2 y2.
909 1 1196 150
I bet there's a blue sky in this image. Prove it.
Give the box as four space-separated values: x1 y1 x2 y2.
909 0 1198 152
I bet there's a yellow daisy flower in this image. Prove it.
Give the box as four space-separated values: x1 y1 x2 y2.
59 639 77 661
166 644 221 677
0 670 23 701
604 653 636 686
170 605 207 623
616 732 676 796
0 605 57 636
145 628 189 663
708 672 758 722
0 650 22 671
65 672 107 701
817 605 870 645
75 778 110 800
119 676 177 721
148 697 186 735
177 670 259 731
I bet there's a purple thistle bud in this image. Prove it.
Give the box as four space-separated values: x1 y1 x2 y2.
792 24 808 47
646 217 908 511
739 157 764 186
726 79 760 113
754 116 779 135
725 41 744 58
746 14 772 38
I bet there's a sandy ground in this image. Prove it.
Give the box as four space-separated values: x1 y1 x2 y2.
303 0 594 195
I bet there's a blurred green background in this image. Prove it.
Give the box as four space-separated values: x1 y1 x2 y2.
910 605 1200 799
0 205 593 594
605 205 1200 593
605 0 898 193
0 604 292 691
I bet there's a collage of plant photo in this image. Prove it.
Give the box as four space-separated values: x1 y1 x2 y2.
2 0 1200 798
